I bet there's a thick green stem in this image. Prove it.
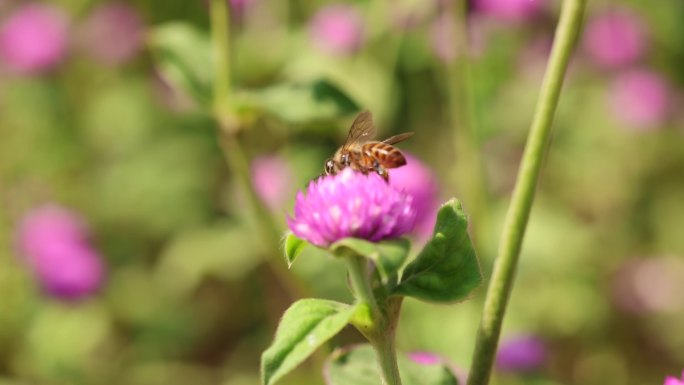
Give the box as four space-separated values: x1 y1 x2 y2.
346 256 402 385
467 1 587 385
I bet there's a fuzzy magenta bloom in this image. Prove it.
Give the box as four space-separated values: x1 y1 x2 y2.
288 168 416 248
473 0 541 22
251 155 293 210
390 153 440 240
583 10 646 69
608 69 670 130
17 205 105 300
409 352 442 365
0 4 69 74
496 335 546 372
665 371 684 385
80 3 144 66
309 4 364 56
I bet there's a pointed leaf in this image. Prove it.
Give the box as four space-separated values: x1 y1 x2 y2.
283 232 308 268
261 299 357 385
330 238 411 284
393 199 481 302
325 344 459 385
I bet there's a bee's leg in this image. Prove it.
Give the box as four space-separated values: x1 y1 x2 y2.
372 161 389 181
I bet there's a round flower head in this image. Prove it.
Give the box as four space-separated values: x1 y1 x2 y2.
473 0 541 22
80 2 145 66
664 371 684 385
389 153 440 240
17 204 105 301
608 69 670 130
583 9 646 69
288 168 416 248
309 4 365 56
0 4 69 74
495 335 546 373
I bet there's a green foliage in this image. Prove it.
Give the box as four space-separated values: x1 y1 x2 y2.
325 344 459 385
393 199 482 303
261 299 358 385
283 232 307 268
148 22 213 108
330 238 411 286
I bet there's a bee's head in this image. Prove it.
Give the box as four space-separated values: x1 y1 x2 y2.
324 158 336 175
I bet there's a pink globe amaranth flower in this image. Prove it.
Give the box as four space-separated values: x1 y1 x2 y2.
409 352 442 365
608 69 671 131
389 153 440 240
80 2 144 66
251 155 293 210
17 205 105 301
0 4 69 74
495 335 546 373
665 371 684 385
309 4 365 56
473 0 541 22
288 168 416 248
612 257 684 314
583 9 646 69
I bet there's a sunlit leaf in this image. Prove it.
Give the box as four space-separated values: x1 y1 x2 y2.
393 199 481 303
261 299 357 385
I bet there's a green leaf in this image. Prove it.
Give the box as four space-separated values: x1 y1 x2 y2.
261 299 357 385
283 232 307 268
148 23 213 108
330 238 411 285
242 80 358 125
393 199 481 302
325 344 459 385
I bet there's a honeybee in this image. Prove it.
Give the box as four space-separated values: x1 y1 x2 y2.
324 111 413 181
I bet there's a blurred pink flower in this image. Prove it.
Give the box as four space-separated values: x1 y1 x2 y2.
251 155 293 210
612 257 684 314
583 9 646 69
80 2 144 66
309 4 364 56
0 4 69 74
429 12 457 63
473 0 541 22
230 0 256 12
390 153 440 240
665 371 684 385
608 69 671 131
17 204 105 301
409 352 442 365
496 335 547 373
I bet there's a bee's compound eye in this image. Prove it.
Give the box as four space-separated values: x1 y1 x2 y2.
325 159 335 174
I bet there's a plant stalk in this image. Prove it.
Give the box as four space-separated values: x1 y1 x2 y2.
346 255 402 385
466 1 587 384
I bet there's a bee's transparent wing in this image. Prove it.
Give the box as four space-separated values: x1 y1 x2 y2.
343 111 376 149
382 132 414 145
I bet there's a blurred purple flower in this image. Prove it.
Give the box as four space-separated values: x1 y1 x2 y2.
80 2 144 66
251 155 293 210
389 153 440 240
583 9 646 69
473 0 541 22
309 4 364 56
0 4 69 74
496 335 546 373
230 0 256 12
429 12 457 63
665 371 684 385
17 205 105 301
409 352 442 365
608 69 671 130
288 168 416 248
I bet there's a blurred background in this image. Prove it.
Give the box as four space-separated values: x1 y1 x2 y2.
1 0 683 384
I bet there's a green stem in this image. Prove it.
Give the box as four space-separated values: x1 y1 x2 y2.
345 256 402 385
447 0 490 247
209 1 308 299
466 1 587 384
